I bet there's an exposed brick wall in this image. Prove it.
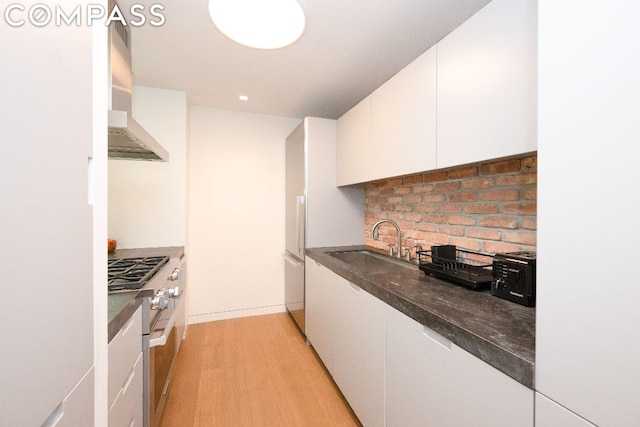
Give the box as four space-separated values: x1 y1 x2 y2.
364 154 537 258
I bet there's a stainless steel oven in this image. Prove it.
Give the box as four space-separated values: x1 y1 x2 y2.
147 259 186 427
109 254 186 427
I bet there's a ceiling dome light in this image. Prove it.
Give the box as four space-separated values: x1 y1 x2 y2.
208 0 306 50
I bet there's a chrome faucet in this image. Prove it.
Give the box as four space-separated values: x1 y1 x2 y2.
372 219 402 258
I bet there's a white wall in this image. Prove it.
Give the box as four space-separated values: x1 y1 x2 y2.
188 107 299 323
108 86 187 248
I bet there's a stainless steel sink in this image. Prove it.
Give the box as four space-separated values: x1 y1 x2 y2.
328 250 417 274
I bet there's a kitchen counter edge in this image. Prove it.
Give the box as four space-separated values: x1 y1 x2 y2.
306 245 535 389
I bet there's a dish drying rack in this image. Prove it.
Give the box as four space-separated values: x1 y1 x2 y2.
417 245 493 290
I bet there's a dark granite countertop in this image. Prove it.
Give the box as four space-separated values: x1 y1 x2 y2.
108 246 185 342
306 245 535 389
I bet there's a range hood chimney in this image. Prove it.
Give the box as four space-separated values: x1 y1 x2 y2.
108 13 169 161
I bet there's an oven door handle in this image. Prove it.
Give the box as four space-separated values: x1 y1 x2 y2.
149 309 178 348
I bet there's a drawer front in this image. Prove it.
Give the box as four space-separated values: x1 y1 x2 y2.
109 351 143 427
108 306 142 407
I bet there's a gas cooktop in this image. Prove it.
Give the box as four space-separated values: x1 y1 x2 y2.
108 256 169 291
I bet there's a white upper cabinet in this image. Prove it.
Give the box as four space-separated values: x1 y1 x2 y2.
436 0 537 169
337 0 537 185
336 95 372 186
371 46 437 179
337 46 437 186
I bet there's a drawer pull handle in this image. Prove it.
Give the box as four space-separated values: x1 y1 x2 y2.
121 365 136 394
422 325 452 350
283 252 302 267
348 282 360 293
42 402 64 427
121 313 135 336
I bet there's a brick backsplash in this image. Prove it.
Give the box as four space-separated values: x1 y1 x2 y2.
364 154 537 257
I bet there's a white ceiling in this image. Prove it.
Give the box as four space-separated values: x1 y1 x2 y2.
119 0 491 120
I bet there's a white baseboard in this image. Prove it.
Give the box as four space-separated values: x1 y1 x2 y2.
188 304 287 324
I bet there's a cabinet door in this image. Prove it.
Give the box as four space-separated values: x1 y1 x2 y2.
386 305 453 426
109 307 143 408
436 0 537 169
336 96 372 186
333 280 385 427
535 394 596 427
1 20 96 427
372 45 437 178
109 353 144 427
448 343 533 427
386 304 533 427
305 257 339 372
56 368 95 427
536 3 640 426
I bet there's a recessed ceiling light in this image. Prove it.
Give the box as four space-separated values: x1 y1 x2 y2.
239 95 249 101
208 0 306 50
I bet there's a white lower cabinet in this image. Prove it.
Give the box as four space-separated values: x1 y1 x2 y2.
386 305 533 427
535 393 596 427
332 280 386 427
109 307 143 427
52 368 95 427
305 257 340 372
109 353 143 427
306 258 385 426
306 260 534 427
386 305 453 426
447 340 533 427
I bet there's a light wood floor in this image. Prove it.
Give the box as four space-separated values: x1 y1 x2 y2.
159 313 361 427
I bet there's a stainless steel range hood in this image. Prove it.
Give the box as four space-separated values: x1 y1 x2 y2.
108 18 169 161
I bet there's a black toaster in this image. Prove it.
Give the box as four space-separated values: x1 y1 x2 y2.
491 251 536 307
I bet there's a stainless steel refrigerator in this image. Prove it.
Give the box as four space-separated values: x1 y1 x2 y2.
283 118 365 335
284 122 306 333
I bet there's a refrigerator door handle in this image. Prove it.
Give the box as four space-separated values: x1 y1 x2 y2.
296 195 305 258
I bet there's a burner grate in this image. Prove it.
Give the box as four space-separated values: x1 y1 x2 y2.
108 256 169 291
